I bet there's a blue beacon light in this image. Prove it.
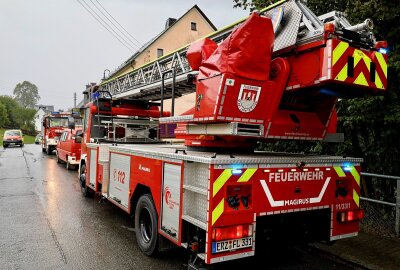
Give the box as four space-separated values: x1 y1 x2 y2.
342 162 353 172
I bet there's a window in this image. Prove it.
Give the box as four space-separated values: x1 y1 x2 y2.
191 22 197 31
157 48 164 58
61 131 68 142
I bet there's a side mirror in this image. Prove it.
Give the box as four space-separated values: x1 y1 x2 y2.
68 117 75 130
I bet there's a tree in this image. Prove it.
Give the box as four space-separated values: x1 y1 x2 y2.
13 81 40 108
0 101 8 127
0 95 19 127
0 95 36 133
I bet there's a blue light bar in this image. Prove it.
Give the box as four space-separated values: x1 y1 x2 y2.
342 162 353 172
91 92 100 100
232 169 243 175
378 48 388 54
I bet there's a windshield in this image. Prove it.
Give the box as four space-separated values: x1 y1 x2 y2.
74 118 83 126
5 130 21 136
49 117 68 127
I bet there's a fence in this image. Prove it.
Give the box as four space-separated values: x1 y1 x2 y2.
360 172 400 238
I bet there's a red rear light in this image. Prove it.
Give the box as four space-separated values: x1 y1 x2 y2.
212 225 252 241
337 209 364 223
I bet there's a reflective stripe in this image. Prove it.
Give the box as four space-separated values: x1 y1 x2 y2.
213 169 232 197
353 72 368 86
212 199 224 225
353 49 371 71
375 53 387 78
237 168 257 182
375 71 384 89
336 64 348 81
334 166 346 177
350 166 360 186
353 189 360 207
332 41 349 66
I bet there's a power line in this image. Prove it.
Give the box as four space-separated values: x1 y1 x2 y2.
90 0 142 49
78 0 138 51
76 0 136 52
94 0 143 47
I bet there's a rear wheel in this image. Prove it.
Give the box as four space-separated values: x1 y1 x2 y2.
80 164 92 197
135 194 158 256
3 144 7 148
46 146 52 155
20 143 24 147
56 151 61 163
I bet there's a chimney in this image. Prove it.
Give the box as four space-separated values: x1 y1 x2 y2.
165 18 177 29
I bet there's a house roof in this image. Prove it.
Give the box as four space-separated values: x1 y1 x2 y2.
107 5 217 79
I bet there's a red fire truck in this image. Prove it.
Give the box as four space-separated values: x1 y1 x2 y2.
41 112 81 155
76 0 388 268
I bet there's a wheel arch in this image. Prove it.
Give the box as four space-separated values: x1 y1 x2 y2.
130 184 152 215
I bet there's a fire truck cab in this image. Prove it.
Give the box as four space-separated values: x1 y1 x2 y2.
41 112 81 155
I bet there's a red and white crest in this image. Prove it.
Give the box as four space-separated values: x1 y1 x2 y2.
237 84 261 113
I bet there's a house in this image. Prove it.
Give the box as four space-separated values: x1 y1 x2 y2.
33 105 53 133
107 5 217 80
104 5 217 116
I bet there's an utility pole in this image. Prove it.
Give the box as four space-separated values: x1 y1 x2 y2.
73 92 77 108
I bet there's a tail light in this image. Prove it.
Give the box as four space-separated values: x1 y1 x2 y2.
337 209 364 223
212 225 253 241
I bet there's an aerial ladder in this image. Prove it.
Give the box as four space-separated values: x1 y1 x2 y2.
95 0 387 150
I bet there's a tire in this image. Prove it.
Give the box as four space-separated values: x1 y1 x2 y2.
42 146 46 152
66 159 72 170
135 194 159 256
56 151 61 163
3 144 7 148
20 143 24 147
46 146 52 155
80 164 92 197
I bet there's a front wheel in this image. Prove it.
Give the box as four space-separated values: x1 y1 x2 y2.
80 164 92 197
135 194 159 256
46 146 52 155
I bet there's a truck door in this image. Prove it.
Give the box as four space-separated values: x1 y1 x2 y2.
160 162 182 243
108 152 130 209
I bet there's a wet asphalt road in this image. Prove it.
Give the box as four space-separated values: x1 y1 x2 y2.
0 145 362 270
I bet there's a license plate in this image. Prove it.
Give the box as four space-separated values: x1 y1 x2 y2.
212 237 252 253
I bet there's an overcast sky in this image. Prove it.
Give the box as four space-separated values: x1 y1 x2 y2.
0 0 249 110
